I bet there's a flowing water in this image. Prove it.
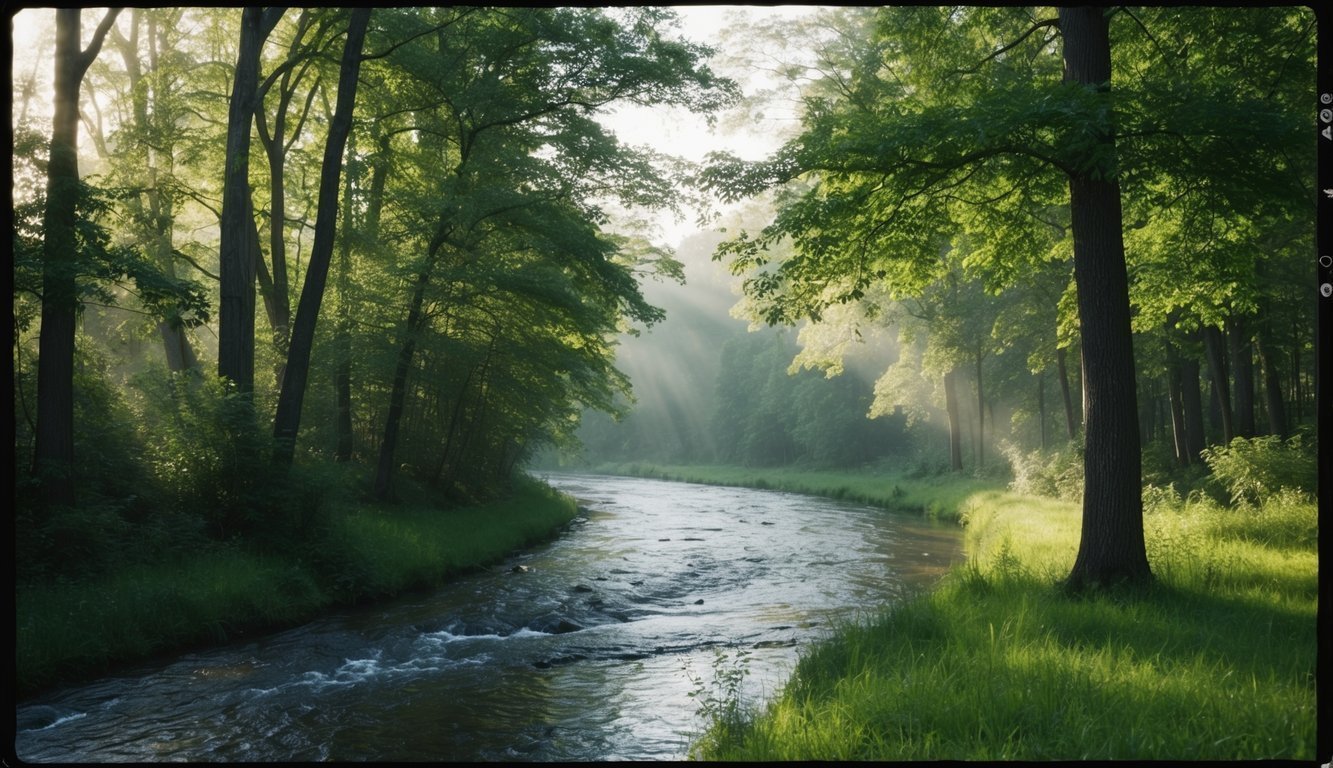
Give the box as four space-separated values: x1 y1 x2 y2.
14 473 961 762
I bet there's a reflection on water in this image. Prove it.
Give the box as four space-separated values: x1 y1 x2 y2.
15 473 961 762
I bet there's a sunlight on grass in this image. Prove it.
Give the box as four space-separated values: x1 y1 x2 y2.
686 469 1317 761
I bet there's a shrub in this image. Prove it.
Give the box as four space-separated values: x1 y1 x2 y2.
1200 432 1316 506
128 371 285 541
999 440 1084 502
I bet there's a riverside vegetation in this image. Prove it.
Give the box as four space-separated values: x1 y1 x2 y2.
605 433 1316 760
16 471 578 699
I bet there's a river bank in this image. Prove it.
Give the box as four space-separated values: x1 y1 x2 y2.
16 473 962 761
16 474 579 699
594 462 1317 760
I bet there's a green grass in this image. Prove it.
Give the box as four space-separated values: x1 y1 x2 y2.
677 469 1316 760
15 474 578 699
592 462 991 523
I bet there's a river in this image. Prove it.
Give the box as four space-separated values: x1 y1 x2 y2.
14 473 961 762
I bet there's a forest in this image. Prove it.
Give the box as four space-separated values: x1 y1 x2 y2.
11 5 1320 758
15 6 736 574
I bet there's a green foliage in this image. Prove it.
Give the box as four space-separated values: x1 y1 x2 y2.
11 169 209 330
685 647 756 757
998 440 1084 502
1199 433 1316 506
15 473 578 697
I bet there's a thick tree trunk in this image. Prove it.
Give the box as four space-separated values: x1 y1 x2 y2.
1059 6 1150 589
272 8 370 466
33 9 121 509
1057 345 1078 441
1202 324 1233 443
1228 317 1255 438
944 368 963 471
218 7 283 394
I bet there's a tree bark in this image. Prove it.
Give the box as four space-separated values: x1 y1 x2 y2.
944 367 963 471
272 8 371 466
1227 317 1255 438
373 269 431 499
1059 6 1150 589
1057 345 1078 442
1180 355 1206 461
1037 370 1047 452
1202 324 1233 443
33 8 121 509
218 7 284 394
1254 327 1288 439
974 348 985 469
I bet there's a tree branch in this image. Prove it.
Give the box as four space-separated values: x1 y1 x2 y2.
953 18 1060 75
75 8 125 80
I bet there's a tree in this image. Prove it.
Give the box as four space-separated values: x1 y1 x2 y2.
364 7 736 499
101 9 201 372
1056 6 1150 589
31 8 122 509
217 7 285 395
704 6 1157 587
271 8 371 466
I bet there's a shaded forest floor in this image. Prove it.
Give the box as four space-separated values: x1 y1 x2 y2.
15 474 579 700
595 462 1317 760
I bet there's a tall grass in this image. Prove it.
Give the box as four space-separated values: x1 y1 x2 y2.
16 474 578 698
693 480 1316 760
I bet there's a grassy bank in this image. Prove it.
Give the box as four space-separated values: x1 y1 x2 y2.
16 474 579 699
590 461 993 524
675 470 1317 760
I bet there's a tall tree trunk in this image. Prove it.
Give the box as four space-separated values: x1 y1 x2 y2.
1228 317 1255 438
33 9 121 509
1254 327 1288 439
943 368 963 471
1037 370 1047 452
1202 324 1233 443
110 11 198 373
218 7 284 394
272 8 371 466
333 142 357 463
974 349 985 469
1180 356 1205 462
255 12 325 387
1289 317 1301 424
1057 345 1078 441
1164 342 1188 467
1059 6 1150 589
431 364 479 486
372 233 448 499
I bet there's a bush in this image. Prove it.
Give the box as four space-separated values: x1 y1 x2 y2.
999 440 1084 502
128 371 287 541
1200 432 1316 506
